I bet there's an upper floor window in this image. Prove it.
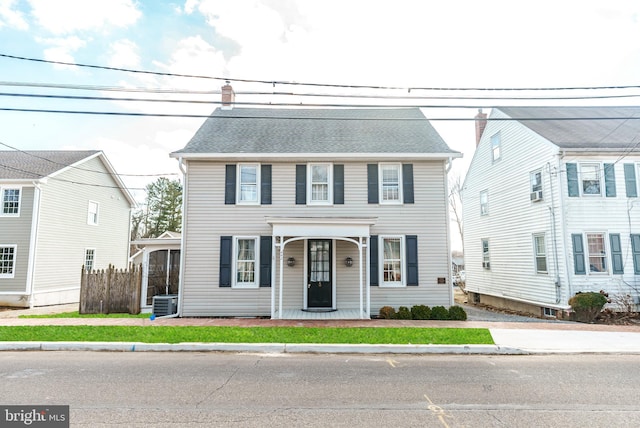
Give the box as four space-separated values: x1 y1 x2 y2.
533 234 547 273
530 170 543 201
1 188 20 216
482 239 490 270
238 164 259 204
308 163 332 204
491 132 501 162
235 237 258 288
581 164 601 196
480 190 488 215
0 245 16 278
87 201 99 225
380 163 402 204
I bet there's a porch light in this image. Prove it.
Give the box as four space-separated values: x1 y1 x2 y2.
345 257 353 267
287 257 296 267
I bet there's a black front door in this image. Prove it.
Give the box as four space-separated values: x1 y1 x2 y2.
308 239 332 308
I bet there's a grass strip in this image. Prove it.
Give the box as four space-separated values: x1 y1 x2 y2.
0 326 493 345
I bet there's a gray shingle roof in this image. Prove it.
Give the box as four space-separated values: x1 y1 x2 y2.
0 150 99 180
173 108 458 156
498 106 640 150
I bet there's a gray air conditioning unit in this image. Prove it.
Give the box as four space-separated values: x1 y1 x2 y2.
152 294 178 317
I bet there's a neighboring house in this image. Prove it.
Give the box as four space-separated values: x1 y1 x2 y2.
170 86 461 319
462 107 640 317
0 150 135 308
130 231 181 311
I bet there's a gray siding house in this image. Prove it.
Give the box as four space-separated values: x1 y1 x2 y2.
463 107 640 317
171 90 461 319
0 150 135 307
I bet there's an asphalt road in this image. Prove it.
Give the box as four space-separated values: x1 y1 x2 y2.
1 352 639 427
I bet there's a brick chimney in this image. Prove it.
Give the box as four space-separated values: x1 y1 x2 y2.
221 81 235 110
474 109 487 147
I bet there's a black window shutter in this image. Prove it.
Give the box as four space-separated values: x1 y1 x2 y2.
296 165 306 205
260 236 272 287
609 233 624 274
261 165 272 205
406 235 419 285
219 236 232 287
333 164 344 204
604 163 616 197
631 234 640 275
571 233 586 275
225 165 236 205
367 164 378 204
369 235 378 286
624 164 637 197
402 164 414 204
566 163 579 197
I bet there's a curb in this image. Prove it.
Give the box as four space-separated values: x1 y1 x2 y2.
0 341 528 355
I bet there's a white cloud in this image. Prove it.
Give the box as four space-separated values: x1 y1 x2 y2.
0 0 28 30
108 39 140 68
28 0 141 35
37 36 87 69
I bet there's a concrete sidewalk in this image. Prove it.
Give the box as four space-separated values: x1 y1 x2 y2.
2 304 640 354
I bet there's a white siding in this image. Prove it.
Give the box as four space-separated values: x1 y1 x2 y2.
0 186 34 294
181 159 453 317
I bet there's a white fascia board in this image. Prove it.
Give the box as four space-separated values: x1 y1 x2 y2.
170 152 462 161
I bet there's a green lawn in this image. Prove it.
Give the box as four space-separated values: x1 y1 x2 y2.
0 325 493 345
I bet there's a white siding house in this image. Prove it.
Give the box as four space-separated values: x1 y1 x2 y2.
462 107 640 317
0 150 135 307
171 88 461 319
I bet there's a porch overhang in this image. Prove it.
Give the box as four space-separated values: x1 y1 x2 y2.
266 217 377 238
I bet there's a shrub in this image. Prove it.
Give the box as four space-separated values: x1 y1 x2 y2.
378 306 396 319
411 305 431 320
395 306 412 320
569 291 608 323
448 305 467 321
430 306 450 320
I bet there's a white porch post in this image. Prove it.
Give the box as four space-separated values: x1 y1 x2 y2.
278 236 284 319
271 237 277 318
366 236 371 318
358 236 364 319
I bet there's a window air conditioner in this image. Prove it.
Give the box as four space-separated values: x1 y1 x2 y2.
530 190 543 202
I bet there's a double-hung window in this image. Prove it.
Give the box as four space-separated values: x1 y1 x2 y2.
1 188 20 216
381 236 404 286
491 132 501 162
482 239 490 270
84 249 95 272
530 170 543 201
235 237 258 288
238 164 259 204
380 164 402 204
480 190 488 215
587 233 607 273
533 234 547 273
308 163 332 204
581 164 601 196
0 245 16 278
87 201 99 225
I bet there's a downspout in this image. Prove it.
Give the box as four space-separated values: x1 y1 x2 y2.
557 151 573 302
159 157 186 318
444 157 454 306
25 181 43 308
546 162 561 304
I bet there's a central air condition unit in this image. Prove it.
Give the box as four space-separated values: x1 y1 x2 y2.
530 190 543 202
152 294 178 317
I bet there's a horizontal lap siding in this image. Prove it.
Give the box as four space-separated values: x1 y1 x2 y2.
0 187 34 293
182 160 452 316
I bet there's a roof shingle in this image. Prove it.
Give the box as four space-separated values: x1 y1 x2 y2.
0 150 99 180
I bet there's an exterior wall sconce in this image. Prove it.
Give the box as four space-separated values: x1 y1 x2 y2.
344 257 353 267
287 257 296 267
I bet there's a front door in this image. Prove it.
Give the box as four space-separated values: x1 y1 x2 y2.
307 239 332 308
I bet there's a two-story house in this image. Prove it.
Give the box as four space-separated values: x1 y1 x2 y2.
462 107 640 317
170 87 461 319
0 150 135 308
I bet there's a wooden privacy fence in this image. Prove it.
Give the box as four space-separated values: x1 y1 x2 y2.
80 264 142 314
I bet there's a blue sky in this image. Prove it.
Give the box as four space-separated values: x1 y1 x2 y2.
1 0 640 210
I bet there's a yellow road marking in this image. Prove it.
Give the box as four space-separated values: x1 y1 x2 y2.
386 358 398 367
424 394 453 428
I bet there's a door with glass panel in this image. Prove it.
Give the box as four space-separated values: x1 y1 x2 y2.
307 239 332 308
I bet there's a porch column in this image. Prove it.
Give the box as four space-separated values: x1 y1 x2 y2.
278 236 284 319
365 236 370 318
271 237 277 318
358 236 364 319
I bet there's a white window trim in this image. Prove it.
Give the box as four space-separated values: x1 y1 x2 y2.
87 200 99 225
579 163 602 197
530 169 543 202
378 163 403 205
482 239 490 270
232 236 260 288
307 163 333 205
533 233 548 274
379 235 406 287
480 190 488 216
1 186 21 217
237 163 260 205
491 132 501 162
84 248 96 272
585 231 609 275
0 245 17 278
